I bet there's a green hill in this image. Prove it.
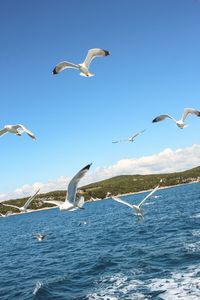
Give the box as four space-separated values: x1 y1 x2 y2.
0 166 200 214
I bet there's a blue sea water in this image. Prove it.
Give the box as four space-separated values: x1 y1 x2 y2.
0 183 200 300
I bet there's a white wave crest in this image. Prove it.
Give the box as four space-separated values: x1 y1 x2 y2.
87 273 146 300
149 265 200 299
87 265 200 300
184 241 200 253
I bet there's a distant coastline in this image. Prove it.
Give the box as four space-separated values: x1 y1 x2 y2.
115 180 200 198
1 180 199 217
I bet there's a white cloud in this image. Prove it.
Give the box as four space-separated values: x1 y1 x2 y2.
1 144 200 201
86 144 200 183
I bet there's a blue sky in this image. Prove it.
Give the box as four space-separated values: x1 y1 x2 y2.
0 0 200 198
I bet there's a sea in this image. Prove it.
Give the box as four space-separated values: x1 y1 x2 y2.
0 182 200 300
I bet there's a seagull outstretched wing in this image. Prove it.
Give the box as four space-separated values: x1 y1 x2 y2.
152 114 176 123
138 180 162 208
0 128 8 136
129 129 146 141
23 189 40 209
66 163 92 204
42 200 64 207
2 203 20 210
83 48 110 68
112 196 134 209
15 124 36 139
181 108 200 122
52 61 79 74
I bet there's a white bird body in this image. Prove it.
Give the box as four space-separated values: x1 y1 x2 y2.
0 124 36 139
111 179 162 218
43 164 92 211
2 189 40 213
78 64 94 77
53 48 110 77
152 108 200 129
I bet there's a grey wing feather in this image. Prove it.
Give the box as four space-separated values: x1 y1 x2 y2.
112 196 133 209
112 139 127 143
74 196 85 208
2 203 20 210
18 124 36 139
43 200 63 206
129 129 146 141
83 48 110 68
152 114 174 123
0 128 8 136
52 61 79 74
138 179 162 208
23 189 40 209
181 108 200 122
66 163 92 204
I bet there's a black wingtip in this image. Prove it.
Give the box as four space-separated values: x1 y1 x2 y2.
103 50 110 56
152 117 159 123
82 163 92 171
197 111 200 117
52 67 58 75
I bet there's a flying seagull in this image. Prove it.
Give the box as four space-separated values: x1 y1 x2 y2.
42 163 92 211
111 179 162 218
0 124 36 139
52 48 110 77
2 189 40 213
152 108 200 129
33 232 46 241
112 129 146 144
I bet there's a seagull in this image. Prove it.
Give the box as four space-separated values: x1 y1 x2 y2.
2 189 40 213
152 108 200 129
33 232 46 241
111 179 162 218
52 48 110 77
112 129 146 143
42 163 92 211
0 124 36 139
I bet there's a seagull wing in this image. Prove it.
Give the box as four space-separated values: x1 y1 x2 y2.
83 48 110 68
66 163 92 204
2 203 20 210
16 124 36 139
0 128 8 136
52 61 79 74
74 196 85 208
112 139 128 143
42 200 64 207
23 189 40 209
181 108 200 122
138 179 162 208
112 196 134 209
129 129 146 141
152 114 175 123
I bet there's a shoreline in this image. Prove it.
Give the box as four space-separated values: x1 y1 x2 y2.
113 180 200 198
1 181 199 217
